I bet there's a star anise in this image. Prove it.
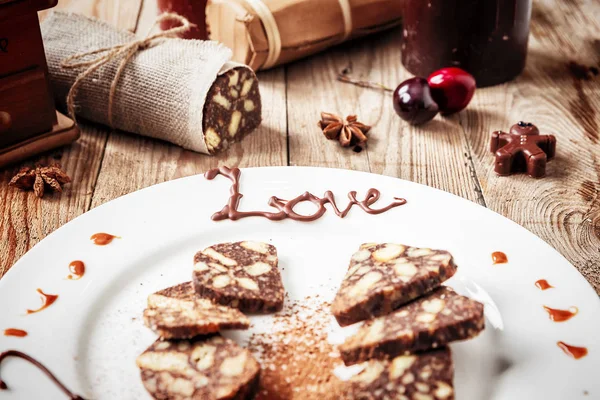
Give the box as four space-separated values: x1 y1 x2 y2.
318 112 371 150
9 164 71 198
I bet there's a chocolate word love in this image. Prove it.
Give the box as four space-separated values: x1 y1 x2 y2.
205 167 407 222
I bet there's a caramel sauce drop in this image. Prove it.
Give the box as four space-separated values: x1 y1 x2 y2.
3 329 27 338
535 279 553 290
26 289 58 314
557 341 588 359
544 306 578 322
90 233 119 245
491 251 508 264
67 260 85 280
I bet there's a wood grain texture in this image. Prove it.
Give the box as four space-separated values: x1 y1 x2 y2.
463 0 600 291
0 124 106 277
286 27 483 202
0 0 142 277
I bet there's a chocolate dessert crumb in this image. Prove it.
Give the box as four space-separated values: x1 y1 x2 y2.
248 299 345 399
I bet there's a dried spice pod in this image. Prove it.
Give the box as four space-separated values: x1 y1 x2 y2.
9 164 71 198
318 112 370 150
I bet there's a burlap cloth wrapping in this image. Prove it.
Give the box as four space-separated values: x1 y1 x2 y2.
41 11 242 154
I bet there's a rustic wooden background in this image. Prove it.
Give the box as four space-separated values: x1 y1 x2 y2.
1 0 598 293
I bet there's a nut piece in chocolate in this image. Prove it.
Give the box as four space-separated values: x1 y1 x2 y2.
137 335 260 400
340 286 484 365
203 67 262 154
490 121 556 178
343 347 454 400
193 241 284 313
331 243 457 326
143 282 250 339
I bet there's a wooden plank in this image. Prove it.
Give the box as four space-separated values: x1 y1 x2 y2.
286 28 483 202
0 125 106 277
464 0 600 292
0 0 143 278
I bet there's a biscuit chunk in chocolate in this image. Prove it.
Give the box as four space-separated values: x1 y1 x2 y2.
143 282 250 339
340 287 484 365
193 241 284 313
332 243 457 326
137 336 260 400
344 347 454 400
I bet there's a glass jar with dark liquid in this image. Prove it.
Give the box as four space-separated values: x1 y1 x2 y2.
401 0 532 87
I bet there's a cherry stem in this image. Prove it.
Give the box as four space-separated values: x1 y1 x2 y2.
337 67 394 93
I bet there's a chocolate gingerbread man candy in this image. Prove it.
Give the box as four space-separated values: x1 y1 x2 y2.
490 121 556 178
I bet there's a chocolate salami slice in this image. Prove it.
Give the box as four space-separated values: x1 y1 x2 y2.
203 67 262 154
144 282 250 339
193 241 284 313
136 336 260 400
340 287 484 365
332 243 458 326
344 347 454 400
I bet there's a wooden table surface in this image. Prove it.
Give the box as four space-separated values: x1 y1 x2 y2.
1 0 598 293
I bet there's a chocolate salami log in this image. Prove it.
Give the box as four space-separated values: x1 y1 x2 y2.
340 287 484 365
332 243 457 326
41 11 262 154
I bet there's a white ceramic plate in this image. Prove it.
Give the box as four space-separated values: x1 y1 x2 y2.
0 167 598 400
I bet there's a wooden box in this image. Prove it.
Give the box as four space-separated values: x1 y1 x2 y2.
0 0 79 167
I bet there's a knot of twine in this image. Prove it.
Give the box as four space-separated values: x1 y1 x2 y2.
61 13 195 127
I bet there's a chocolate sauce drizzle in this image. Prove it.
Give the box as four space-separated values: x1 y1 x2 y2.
205 167 407 222
0 350 85 399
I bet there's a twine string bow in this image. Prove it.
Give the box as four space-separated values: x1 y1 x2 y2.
61 13 195 126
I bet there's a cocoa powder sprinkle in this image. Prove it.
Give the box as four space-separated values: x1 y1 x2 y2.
247 299 346 399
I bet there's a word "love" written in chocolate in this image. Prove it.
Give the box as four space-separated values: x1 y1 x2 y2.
205 167 407 222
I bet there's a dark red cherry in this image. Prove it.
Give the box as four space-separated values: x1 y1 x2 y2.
427 67 476 114
392 78 439 125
